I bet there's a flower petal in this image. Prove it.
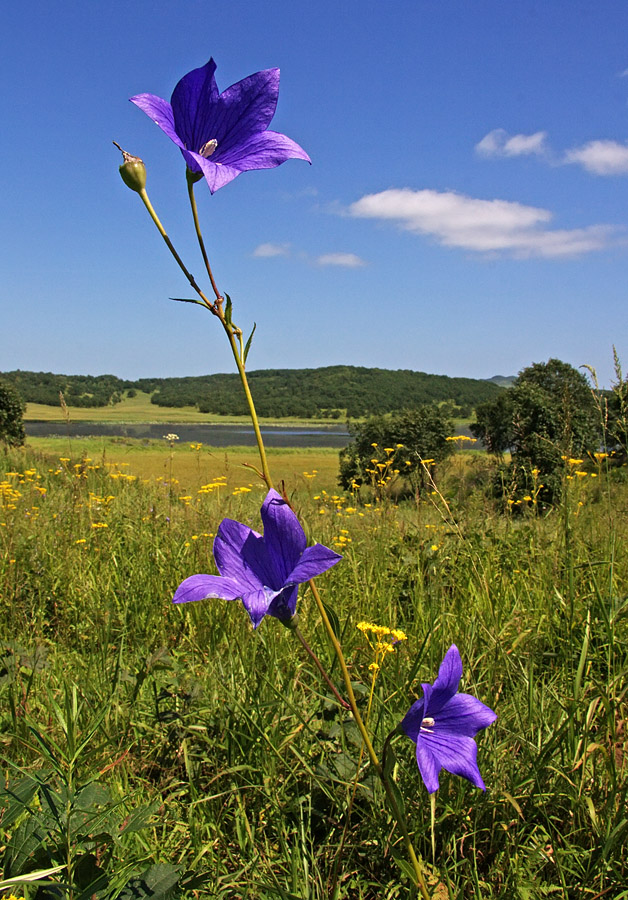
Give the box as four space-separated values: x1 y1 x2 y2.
267 585 298 622
417 731 487 793
436 693 497 737
208 68 281 155
424 645 463 716
183 150 246 193
215 130 311 170
415 737 441 794
213 519 269 590
242 586 277 629
400 698 426 743
129 93 186 150
286 543 342 585
260 490 306 583
173 573 241 604
170 58 220 152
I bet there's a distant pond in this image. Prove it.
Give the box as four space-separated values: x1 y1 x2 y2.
25 421 351 449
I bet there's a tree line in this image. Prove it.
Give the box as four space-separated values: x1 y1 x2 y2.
1 366 503 418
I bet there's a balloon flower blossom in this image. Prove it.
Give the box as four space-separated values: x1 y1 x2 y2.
173 490 341 628
401 645 497 794
130 58 310 193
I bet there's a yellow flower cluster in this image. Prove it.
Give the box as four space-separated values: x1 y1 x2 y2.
313 490 363 519
358 621 408 673
331 528 352 549
446 435 477 443
198 475 227 495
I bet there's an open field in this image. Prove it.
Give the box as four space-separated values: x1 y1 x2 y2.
25 393 340 426
24 436 342 494
2 443 627 898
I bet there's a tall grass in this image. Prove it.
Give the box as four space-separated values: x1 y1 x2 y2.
1 444 626 898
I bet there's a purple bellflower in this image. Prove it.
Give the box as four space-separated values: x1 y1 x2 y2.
173 489 341 628
130 58 310 193
400 645 497 794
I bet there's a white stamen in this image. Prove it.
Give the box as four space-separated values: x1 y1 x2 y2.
420 717 435 731
199 139 218 158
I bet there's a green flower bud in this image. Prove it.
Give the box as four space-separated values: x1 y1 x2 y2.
113 142 146 193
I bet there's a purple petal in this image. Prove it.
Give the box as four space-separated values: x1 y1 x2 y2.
241 587 276 629
183 150 247 193
213 519 268 590
207 68 281 156
286 543 342 585
424 645 463 716
400 698 426 743
130 93 186 151
267 585 299 622
436 693 497 737
170 58 220 153
173 573 241 604
260 490 306 583
415 737 441 794
215 130 311 170
417 731 487 793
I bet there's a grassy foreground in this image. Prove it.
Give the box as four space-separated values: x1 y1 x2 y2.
1 443 627 898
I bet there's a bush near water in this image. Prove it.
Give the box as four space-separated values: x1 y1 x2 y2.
1 430 627 898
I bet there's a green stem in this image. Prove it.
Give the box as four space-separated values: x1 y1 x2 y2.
187 173 222 301
308 580 431 899
222 321 273 489
137 188 215 311
293 625 350 710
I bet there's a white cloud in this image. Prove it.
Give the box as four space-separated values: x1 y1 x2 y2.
315 252 366 268
476 128 548 158
252 242 291 258
618 68 628 78
564 139 628 175
348 188 617 258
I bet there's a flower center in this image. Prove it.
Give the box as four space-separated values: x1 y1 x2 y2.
199 139 218 158
420 717 435 732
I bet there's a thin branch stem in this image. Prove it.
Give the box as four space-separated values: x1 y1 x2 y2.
221 320 274 489
293 625 350 710
137 188 215 311
187 174 222 301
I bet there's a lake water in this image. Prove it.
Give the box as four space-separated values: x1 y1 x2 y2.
25 421 351 449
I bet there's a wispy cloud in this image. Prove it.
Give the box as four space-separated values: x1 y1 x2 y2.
476 128 548 158
315 252 366 268
348 188 618 258
252 242 291 258
564 139 628 175
618 68 628 78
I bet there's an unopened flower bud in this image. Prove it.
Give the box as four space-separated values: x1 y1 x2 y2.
113 141 146 193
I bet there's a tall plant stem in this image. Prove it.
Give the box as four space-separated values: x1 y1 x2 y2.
221 322 273 489
135 183 272 487
187 174 222 301
186 179 273 489
137 188 214 309
308 580 431 899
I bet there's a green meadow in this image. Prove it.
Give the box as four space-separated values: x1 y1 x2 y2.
24 393 337 426
1 440 627 898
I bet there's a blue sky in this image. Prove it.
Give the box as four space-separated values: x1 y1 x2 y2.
3 1 628 385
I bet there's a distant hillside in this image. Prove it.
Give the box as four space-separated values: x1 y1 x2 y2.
487 374 516 388
2 366 503 419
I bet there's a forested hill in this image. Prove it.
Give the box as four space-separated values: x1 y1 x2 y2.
3 366 504 418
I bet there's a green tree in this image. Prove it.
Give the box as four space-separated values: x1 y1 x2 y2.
0 380 26 446
472 359 599 504
339 406 454 494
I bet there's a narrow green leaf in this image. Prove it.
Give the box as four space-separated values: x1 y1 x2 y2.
243 322 257 364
